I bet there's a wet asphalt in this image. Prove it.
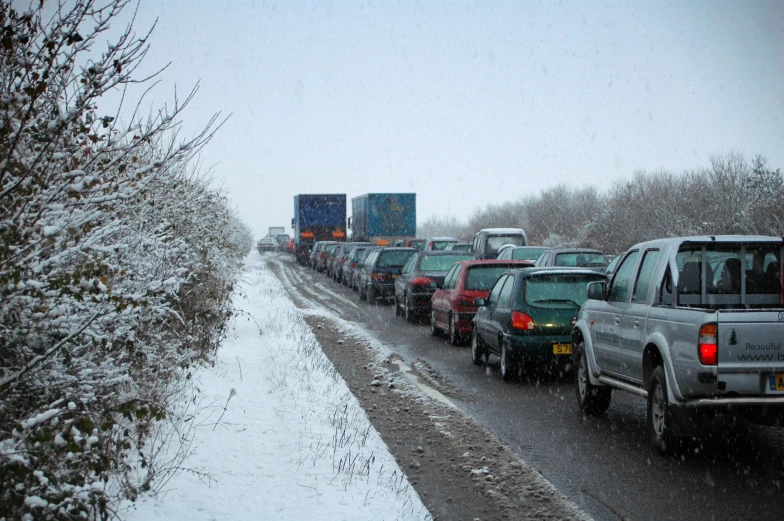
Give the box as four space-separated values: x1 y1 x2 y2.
273 254 784 521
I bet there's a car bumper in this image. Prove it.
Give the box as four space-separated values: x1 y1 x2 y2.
368 282 395 296
504 333 573 365
453 312 477 333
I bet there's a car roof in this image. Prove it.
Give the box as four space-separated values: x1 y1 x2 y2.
504 266 610 278
544 247 604 253
417 250 473 256
477 228 525 234
426 237 459 241
629 235 784 251
455 259 535 268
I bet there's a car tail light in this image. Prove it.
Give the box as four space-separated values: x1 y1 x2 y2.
698 323 718 365
371 272 388 281
411 277 433 286
350 262 356 268
511 311 535 330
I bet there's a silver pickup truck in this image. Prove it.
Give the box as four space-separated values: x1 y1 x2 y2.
571 235 784 453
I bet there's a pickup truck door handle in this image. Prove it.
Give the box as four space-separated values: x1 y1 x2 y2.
633 319 640 328
614 316 621 325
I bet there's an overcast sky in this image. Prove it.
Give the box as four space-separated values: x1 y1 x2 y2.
104 0 783 236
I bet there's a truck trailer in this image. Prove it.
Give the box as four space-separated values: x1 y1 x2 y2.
292 194 347 265
348 193 416 245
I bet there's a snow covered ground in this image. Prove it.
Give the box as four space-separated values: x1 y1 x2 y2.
120 253 430 521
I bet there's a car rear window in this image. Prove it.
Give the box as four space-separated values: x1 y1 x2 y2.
430 240 457 251
554 252 608 268
486 235 525 253
325 244 340 253
420 254 474 271
465 266 517 291
524 273 606 309
512 247 547 260
377 250 415 267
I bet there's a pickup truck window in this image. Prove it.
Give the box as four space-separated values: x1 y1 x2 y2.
677 244 783 306
608 250 640 302
633 250 660 303
658 266 674 305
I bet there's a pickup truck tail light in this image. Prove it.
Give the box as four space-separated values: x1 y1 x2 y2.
511 311 535 330
698 323 718 365
411 277 434 286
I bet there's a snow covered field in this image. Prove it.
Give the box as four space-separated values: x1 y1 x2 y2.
121 253 430 521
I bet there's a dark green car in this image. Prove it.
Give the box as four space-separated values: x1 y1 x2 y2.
471 267 608 381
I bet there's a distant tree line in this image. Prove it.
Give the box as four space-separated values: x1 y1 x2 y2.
0 2 251 519
419 152 784 254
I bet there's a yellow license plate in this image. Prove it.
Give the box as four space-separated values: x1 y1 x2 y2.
768 374 784 392
391 274 397 279
553 343 572 355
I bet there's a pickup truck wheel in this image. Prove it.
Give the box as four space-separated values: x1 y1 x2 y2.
647 366 674 454
575 342 611 415
471 330 486 366
430 310 439 336
500 338 517 382
449 314 460 346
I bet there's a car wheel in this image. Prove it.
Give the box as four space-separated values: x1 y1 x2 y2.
647 366 674 454
359 283 367 301
367 285 376 304
500 338 517 382
430 309 439 336
575 341 611 415
471 329 486 366
448 314 460 346
405 297 415 323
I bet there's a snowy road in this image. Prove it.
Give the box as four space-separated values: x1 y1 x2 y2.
273 253 784 521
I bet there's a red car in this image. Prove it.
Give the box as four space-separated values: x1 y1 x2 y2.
430 259 534 345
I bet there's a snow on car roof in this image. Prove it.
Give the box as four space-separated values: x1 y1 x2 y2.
477 228 525 234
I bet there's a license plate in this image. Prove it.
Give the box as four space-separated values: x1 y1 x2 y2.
553 343 571 355
391 274 397 279
768 374 784 392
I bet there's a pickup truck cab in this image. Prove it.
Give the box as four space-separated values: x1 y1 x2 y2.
572 235 784 453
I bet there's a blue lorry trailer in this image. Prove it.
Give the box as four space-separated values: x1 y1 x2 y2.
292 194 347 265
349 193 416 245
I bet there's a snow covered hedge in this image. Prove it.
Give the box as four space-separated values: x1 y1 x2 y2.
0 2 251 519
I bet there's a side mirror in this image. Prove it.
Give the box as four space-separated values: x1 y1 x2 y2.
474 297 486 306
587 281 607 300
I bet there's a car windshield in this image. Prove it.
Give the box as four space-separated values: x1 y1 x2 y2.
465 266 515 291
377 250 414 267
554 252 608 267
486 235 524 253
430 240 457 250
420 254 473 271
512 247 547 260
524 274 606 308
